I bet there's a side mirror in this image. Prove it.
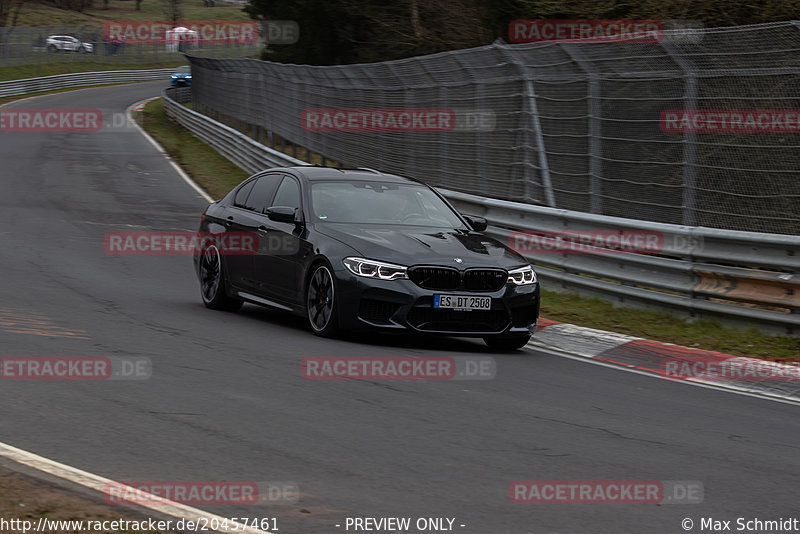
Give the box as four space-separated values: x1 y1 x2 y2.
267 206 301 225
462 215 488 232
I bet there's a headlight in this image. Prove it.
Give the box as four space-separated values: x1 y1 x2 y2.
343 257 407 281
171 74 178 78
186 75 192 78
507 265 537 285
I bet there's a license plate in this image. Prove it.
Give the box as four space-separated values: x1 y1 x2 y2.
433 295 491 311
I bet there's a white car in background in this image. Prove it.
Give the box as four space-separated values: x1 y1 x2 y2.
46 35 93 53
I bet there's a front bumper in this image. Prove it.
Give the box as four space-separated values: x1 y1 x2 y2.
334 269 539 336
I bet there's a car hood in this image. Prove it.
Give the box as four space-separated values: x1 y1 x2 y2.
315 223 527 269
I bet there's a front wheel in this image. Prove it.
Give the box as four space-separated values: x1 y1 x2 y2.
198 244 243 312
484 333 531 351
307 263 339 337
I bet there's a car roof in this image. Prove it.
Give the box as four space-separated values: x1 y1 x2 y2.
281 166 423 185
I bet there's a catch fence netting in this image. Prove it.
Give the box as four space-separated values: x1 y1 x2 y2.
188 21 800 234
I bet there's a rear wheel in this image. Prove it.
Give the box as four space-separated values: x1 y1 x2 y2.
307 263 339 337
483 333 531 351
48 45 58 53
199 244 243 312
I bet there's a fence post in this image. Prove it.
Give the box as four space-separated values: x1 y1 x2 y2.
661 38 698 227
561 44 603 215
439 85 449 188
496 44 556 208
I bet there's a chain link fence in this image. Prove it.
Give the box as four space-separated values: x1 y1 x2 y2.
0 25 260 66
187 21 800 235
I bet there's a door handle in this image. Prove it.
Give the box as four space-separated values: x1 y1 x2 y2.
225 216 234 227
257 225 269 233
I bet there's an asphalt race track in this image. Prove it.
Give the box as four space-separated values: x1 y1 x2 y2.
0 81 798 534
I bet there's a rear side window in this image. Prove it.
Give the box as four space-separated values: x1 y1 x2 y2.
244 174 282 212
233 180 256 208
272 177 301 210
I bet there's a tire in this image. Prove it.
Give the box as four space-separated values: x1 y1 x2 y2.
483 333 531 351
198 244 243 312
48 45 58 53
307 262 339 337
79 46 87 54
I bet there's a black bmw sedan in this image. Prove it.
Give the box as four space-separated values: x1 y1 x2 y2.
194 166 539 350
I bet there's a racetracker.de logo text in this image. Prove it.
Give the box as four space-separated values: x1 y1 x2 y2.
509 19 664 43
0 109 102 132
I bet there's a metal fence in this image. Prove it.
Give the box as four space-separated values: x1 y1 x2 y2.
163 86 799 335
187 21 800 236
0 25 260 66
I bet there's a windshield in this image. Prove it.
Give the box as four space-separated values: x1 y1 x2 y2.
311 181 466 228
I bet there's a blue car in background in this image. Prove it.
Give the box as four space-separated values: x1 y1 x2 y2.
170 66 191 86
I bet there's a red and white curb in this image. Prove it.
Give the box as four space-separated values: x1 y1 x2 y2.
531 319 800 403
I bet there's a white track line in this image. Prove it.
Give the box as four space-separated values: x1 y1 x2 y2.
0 441 272 533
527 342 800 407
126 97 214 203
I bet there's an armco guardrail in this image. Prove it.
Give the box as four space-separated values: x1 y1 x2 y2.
163 86 307 170
162 87 800 335
0 68 178 98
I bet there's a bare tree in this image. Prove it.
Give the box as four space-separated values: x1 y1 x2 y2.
0 0 22 27
0 0 22 50
163 0 183 27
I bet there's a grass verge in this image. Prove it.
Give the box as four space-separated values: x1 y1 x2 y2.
138 98 248 198
0 465 168 533
135 97 800 361
541 292 799 360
